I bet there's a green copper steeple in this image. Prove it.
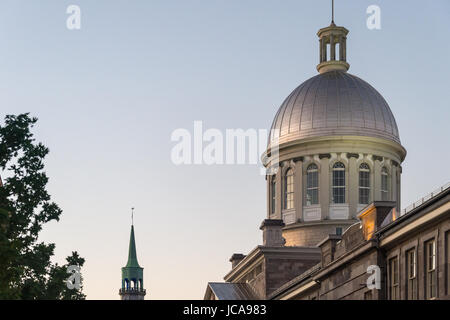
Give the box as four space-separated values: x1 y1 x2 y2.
119 215 146 300
125 225 141 268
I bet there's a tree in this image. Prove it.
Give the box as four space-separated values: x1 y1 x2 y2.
0 113 85 299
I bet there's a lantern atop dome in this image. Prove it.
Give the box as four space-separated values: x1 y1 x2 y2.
316 1 350 74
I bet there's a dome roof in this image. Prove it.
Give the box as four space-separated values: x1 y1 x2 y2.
269 71 400 147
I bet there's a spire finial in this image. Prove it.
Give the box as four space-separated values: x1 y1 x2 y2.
131 207 134 226
331 0 335 24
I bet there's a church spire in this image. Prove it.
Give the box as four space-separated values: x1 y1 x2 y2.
316 0 350 74
125 224 141 268
119 210 146 300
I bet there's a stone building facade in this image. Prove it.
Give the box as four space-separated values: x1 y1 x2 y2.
205 220 321 300
270 186 450 300
205 185 449 301
203 11 449 301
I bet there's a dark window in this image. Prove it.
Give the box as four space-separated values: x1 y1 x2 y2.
283 169 294 210
332 162 345 204
389 256 399 300
406 249 417 300
284 169 294 209
425 239 437 299
381 167 389 200
359 163 370 204
336 227 343 236
306 164 319 205
446 232 450 295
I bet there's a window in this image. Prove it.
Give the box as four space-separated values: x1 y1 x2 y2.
446 232 450 295
283 169 294 210
332 162 345 204
359 163 370 204
306 164 319 205
425 239 437 299
406 249 417 300
381 167 389 200
389 256 399 300
271 176 276 214
336 227 343 236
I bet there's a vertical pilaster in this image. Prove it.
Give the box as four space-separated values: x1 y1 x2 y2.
348 155 358 218
320 38 324 62
319 156 330 219
276 165 283 220
266 175 271 218
391 165 398 207
374 160 382 201
294 159 303 222
330 34 335 60
397 167 402 212
342 37 347 61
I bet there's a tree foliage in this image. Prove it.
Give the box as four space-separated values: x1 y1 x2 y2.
0 114 85 299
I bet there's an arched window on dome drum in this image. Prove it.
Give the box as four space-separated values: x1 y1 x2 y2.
283 169 294 210
359 163 370 204
271 176 276 214
306 164 319 206
381 167 389 201
332 162 346 204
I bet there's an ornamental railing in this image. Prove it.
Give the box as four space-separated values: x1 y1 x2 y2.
401 182 450 216
119 288 146 294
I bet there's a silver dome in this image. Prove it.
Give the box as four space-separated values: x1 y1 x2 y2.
269 71 400 147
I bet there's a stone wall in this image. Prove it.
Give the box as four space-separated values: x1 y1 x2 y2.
283 221 355 247
264 257 320 298
383 216 450 300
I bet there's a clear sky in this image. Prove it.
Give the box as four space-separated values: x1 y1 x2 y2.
0 0 449 299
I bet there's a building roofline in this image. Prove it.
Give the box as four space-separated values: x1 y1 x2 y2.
377 183 450 237
224 246 320 282
269 183 450 299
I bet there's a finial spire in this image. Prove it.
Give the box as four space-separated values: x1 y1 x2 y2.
131 207 134 226
332 0 335 24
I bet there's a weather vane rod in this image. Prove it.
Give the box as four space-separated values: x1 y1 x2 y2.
332 0 335 24
131 207 134 226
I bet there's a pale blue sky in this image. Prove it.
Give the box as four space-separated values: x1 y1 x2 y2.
0 1 449 299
